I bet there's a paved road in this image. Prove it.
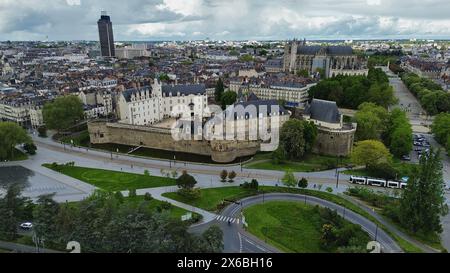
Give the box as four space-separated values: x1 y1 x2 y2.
2 132 448 252
191 193 402 253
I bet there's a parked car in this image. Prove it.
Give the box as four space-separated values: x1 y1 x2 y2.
401 155 411 161
19 222 33 230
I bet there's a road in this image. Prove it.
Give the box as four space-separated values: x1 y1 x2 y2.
1 132 448 253
191 193 402 253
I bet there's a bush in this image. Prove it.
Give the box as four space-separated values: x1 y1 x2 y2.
228 171 236 182
250 179 259 190
298 177 308 189
367 162 397 180
326 187 333 193
144 192 153 201
128 188 137 198
144 170 150 176
23 143 37 155
114 191 124 203
178 188 201 200
220 170 228 182
176 170 197 190
37 126 47 137
241 179 259 190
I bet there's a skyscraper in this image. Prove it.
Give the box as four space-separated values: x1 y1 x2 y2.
97 11 115 57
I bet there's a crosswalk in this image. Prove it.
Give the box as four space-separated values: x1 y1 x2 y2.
215 215 240 224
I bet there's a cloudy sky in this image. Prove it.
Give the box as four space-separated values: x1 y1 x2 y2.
0 0 449 41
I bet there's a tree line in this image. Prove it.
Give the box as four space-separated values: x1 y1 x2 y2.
308 68 397 109
355 103 413 158
0 187 223 253
401 72 450 115
431 113 450 155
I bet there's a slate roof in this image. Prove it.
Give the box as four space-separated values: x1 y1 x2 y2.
233 99 290 116
161 84 206 96
122 86 151 102
304 99 340 123
297 45 353 56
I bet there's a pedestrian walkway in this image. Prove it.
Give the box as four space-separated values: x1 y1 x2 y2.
215 215 240 225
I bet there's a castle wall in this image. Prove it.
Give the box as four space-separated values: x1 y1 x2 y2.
88 121 261 163
312 126 356 157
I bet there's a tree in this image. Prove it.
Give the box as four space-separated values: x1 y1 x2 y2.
228 171 237 182
354 103 388 141
37 126 47 138
250 179 259 190
176 170 197 190
384 108 413 157
239 54 254 62
271 147 286 164
279 119 306 160
297 69 309 78
0 185 33 241
431 113 450 149
198 225 223 253
42 95 84 131
128 188 137 198
298 178 308 189
351 140 392 169
303 121 318 153
33 194 60 242
220 170 228 182
220 91 237 109
399 149 447 234
215 78 225 102
23 143 37 155
282 170 297 188
0 122 32 160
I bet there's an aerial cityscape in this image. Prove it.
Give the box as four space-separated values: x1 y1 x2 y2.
0 0 450 266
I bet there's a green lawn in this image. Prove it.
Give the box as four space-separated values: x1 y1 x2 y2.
43 164 176 191
122 196 200 221
245 153 350 172
162 185 423 252
163 187 257 212
244 201 324 253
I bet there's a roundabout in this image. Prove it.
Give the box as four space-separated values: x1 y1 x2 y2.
191 193 403 253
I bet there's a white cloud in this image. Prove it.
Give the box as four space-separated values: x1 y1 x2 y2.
66 0 81 6
0 0 449 40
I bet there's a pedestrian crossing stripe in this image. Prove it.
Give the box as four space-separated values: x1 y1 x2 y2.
215 215 240 224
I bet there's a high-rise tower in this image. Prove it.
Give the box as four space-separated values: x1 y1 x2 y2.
97 11 115 57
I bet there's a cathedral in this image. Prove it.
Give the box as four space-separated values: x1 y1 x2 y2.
283 39 368 78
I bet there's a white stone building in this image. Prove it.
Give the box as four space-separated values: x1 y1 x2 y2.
117 80 209 126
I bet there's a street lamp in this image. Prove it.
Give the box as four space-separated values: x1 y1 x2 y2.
336 169 340 188
375 224 379 242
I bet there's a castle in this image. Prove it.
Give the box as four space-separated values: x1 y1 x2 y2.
283 39 368 78
303 99 357 157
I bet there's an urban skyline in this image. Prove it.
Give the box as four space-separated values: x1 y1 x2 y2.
0 0 450 41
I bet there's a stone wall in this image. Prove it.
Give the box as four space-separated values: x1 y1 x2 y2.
312 125 356 157
88 121 261 163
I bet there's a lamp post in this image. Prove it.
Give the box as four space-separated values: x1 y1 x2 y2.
375 224 379 242
336 169 340 189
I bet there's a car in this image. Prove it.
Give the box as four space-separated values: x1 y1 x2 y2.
414 142 422 146
414 147 422 152
19 222 33 230
401 155 411 161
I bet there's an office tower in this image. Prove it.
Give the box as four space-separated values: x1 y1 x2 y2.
97 11 115 57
